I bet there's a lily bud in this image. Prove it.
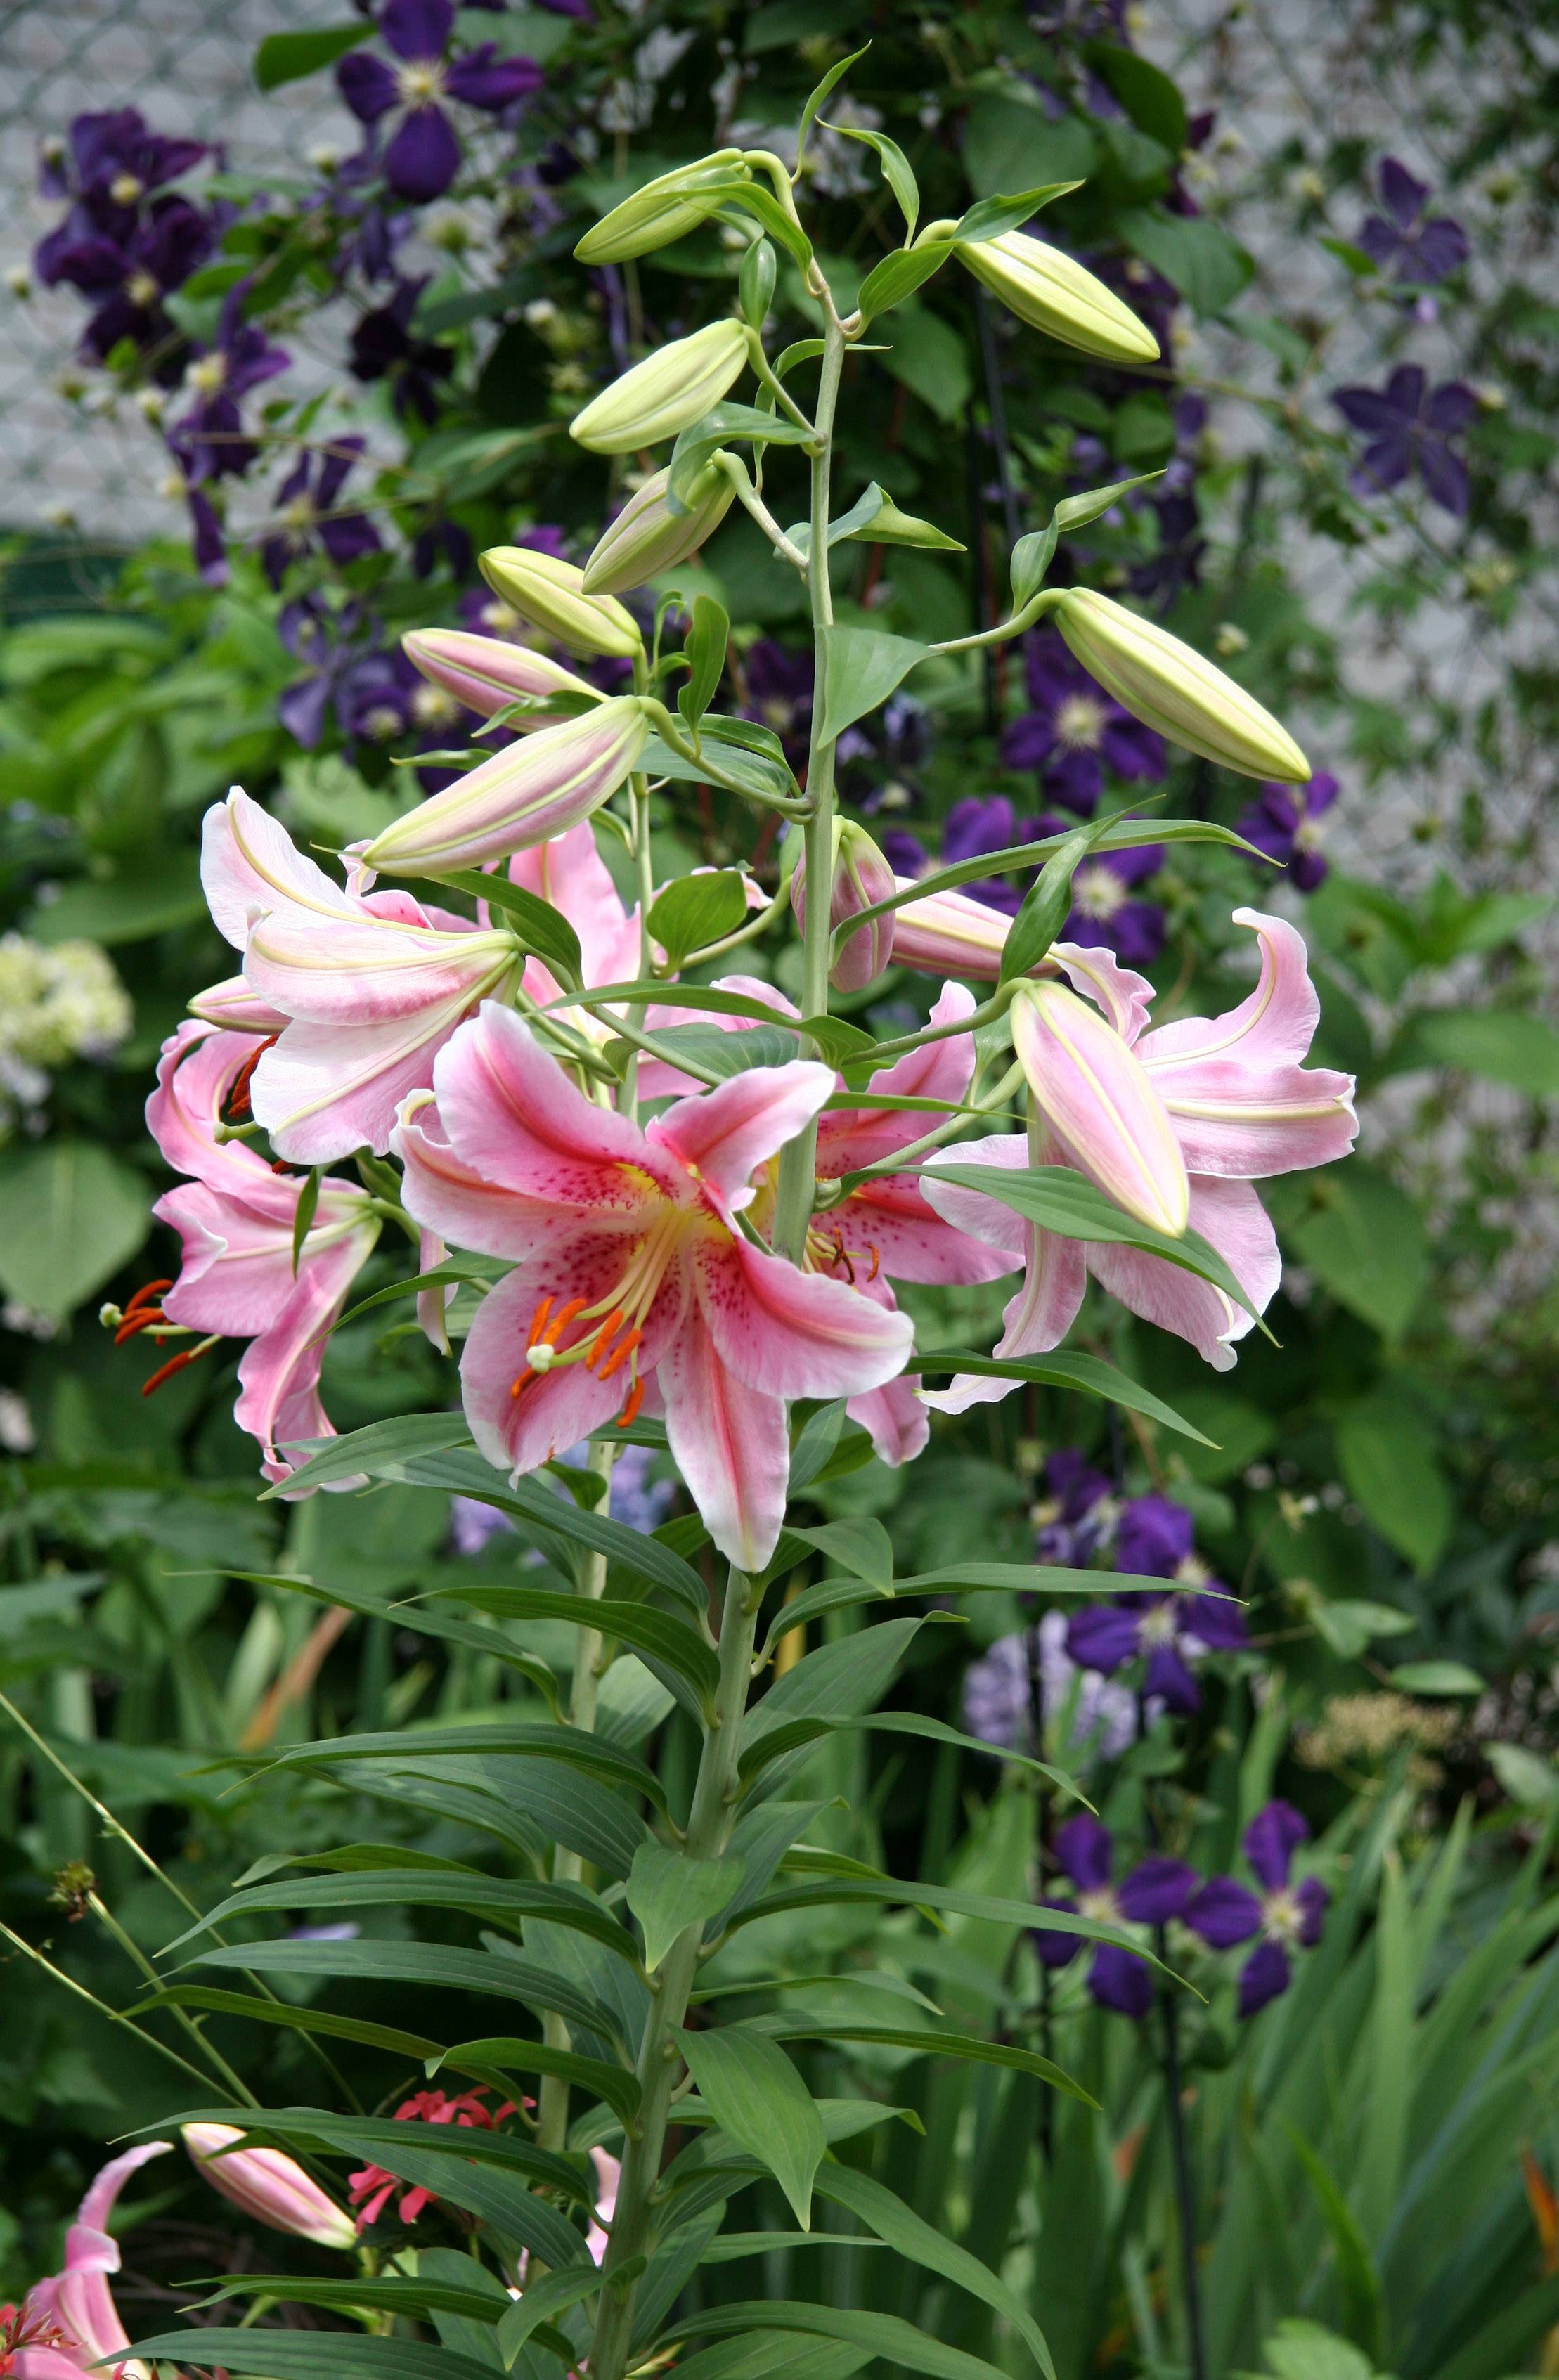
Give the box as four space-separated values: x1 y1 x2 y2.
349 699 649 880
570 318 749 455
188 974 290 1033
893 879 1009 981
1054 589 1310 783
581 459 736 595
955 232 1160 365
1011 978 1189 1237
576 151 749 264
182 2123 357 2251
402 628 603 725
477 547 642 661
792 821 897 992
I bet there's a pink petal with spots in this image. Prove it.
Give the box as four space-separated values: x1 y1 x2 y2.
649 1060 834 1203
394 1099 592 1263
816 981 976 1175
692 1231 912 1399
659 1318 791 1571
432 1003 666 1212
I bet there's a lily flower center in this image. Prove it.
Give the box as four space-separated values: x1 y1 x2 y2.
803 1218 881 1287
1072 861 1128 921
397 58 448 108
280 493 316 534
1054 692 1109 752
508 1203 698 1428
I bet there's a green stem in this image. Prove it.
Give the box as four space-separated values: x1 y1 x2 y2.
0 1918 218 2095
536 1435 619 2160
583 1564 763 2380
89 1892 260 2107
838 1058 1027 1184
772 309 848 1263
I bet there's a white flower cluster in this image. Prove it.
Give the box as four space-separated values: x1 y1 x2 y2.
0 931 132 1129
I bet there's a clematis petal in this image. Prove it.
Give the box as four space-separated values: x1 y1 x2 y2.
1243 1798 1309 1891
1085 1173 1281 1371
1118 1857 1198 1926
1295 1875 1328 1946
659 1317 791 1571
380 0 454 60
1064 1601 1144 1676
336 48 400 122
1088 1945 1154 2018
430 1003 664 1211
694 1230 912 1400
1011 979 1189 1237
1237 1939 1291 2016
1031 1901 1086 1968
1142 1640 1201 1713
1054 1811 1113 1892
384 105 462 205
1184 1876 1262 1949
650 1060 834 1203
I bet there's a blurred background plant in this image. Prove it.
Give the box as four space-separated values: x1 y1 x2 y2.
1 2 1558 2376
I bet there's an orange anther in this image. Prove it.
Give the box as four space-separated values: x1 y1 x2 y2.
866 1243 881 1283
542 1296 587 1347
588 1308 626 1369
141 1348 198 1397
124 1278 173 1317
115 1307 164 1345
597 1326 642 1383
526 1295 555 1348
616 1375 646 1428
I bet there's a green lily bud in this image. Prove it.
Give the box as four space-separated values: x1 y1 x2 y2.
581 459 736 596
1054 590 1310 783
955 231 1160 364
570 318 750 456
576 151 749 264
477 546 643 661
792 818 898 993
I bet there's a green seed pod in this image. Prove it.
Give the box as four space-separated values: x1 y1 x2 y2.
570 318 750 456
1054 590 1311 782
955 231 1160 364
575 151 750 265
581 459 737 596
477 547 644 660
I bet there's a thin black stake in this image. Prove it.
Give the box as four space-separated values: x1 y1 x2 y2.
1026 1614 1054 2164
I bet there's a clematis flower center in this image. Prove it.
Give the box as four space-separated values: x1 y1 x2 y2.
1262 1885 1304 1945
110 170 145 206
1137 1599 1181 1647
1072 861 1128 921
1293 812 1326 852
1174 1553 1211 1588
396 59 448 108
361 703 406 742
1077 1886 1120 1925
413 683 460 728
1054 692 1108 751
280 493 316 534
479 597 523 635
187 351 227 396
124 266 160 308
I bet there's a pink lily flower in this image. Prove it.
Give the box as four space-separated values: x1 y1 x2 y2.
586 2147 620 2265
922 911 1357 1388
202 788 524 1163
182 2123 357 2249
392 1002 912 1570
10 2141 171 2380
147 1021 381 1488
503 817 644 1027
187 973 290 1034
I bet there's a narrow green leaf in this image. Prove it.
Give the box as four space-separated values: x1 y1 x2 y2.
798 44 869 167
728 1877 1180 1981
677 2025 826 2228
1010 472 1165 607
496 2256 642 2366
113 2336 498 2380
856 240 955 327
816 2164 1055 2379
1282 2126 1387 2364
926 1163 1269 1326
954 181 1082 245
260 1411 474 1496
186 1941 630 2051
758 1575 894 1660
912 1346 1217 1444
289 1165 321 1277
737 1709 1085 1804
789 1517 893 1589
628 1842 746 1971
820 121 919 238
665 2300 1033 2380
426 869 583 982
254 1719 666 1811
190 2275 507 2327
761 2020 1094 2105
434 1584 719 1707
131 1983 443 2063
166 1870 641 1968
817 624 932 744
1000 814 1123 981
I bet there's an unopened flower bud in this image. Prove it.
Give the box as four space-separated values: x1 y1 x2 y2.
402 628 603 725
349 698 649 880
1054 590 1310 782
570 318 750 455
576 151 749 264
791 820 897 992
581 458 736 595
182 2124 358 2250
477 547 642 660
955 231 1160 364
893 879 1009 980
1011 978 1189 1237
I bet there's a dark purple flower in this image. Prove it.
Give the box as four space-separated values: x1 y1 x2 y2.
742 640 813 761
1333 365 1477 516
184 482 228 586
1033 1446 1114 1567
277 596 375 748
880 827 930 879
935 794 1037 915
1132 490 1207 609
1028 810 1165 966
1033 1813 1198 2017
337 0 543 206
1359 159 1469 287
172 289 290 483
35 192 214 373
349 277 451 424
339 642 469 788
1236 773 1338 893
412 516 474 580
261 439 382 588
1066 1496 1246 1714
1002 629 1166 815
1183 1800 1328 2016
39 109 206 207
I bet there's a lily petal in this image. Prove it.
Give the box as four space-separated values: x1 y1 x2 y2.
660 1317 790 1572
432 1002 664 1212
694 1230 913 1399
1086 1174 1281 1371
649 1060 834 1203
1012 979 1190 1237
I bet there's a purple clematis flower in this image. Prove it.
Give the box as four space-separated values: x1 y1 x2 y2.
1032 1446 1115 1567
35 193 214 373
338 0 543 206
1033 1813 1198 2017
880 827 931 879
261 439 382 588
349 277 452 424
1065 1494 1247 1715
1184 1801 1328 2015
183 481 228 586
1236 773 1338 893
38 108 207 207
339 642 473 789
742 639 814 763
1002 628 1166 815
1359 159 1469 287
277 596 375 748
1333 365 1477 517
936 794 1040 915
1030 810 1165 966
963 1618 1139 1764
172 289 290 483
